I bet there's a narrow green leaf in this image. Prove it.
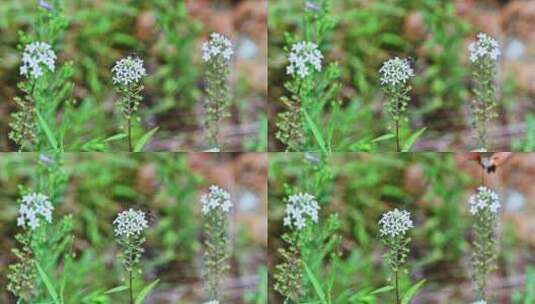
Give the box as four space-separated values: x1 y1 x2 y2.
36 263 60 304
303 109 328 153
134 127 159 152
35 109 59 151
401 279 426 304
304 263 327 303
370 285 395 295
402 127 426 152
371 133 396 143
104 133 128 143
134 279 160 304
104 285 129 294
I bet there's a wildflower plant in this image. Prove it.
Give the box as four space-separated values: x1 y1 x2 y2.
9 2 74 152
113 208 149 304
111 56 148 152
275 0 342 152
469 186 501 302
378 208 414 304
201 185 233 302
202 33 234 150
379 57 415 152
468 33 501 150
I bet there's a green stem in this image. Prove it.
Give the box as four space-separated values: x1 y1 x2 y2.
394 270 400 304
395 119 400 152
127 117 133 152
129 270 133 304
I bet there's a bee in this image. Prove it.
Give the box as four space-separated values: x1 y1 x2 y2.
145 209 158 226
467 152 512 173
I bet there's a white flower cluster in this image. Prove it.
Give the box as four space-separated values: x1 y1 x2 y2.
469 33 501 63
200 185 232 215
379 208 414 238
286 41 323 79
20 41 56 79
204 301 219 304
468 186 500 215
472 301 486 304
283 192 320 230
202 32 234 62
111 56 147 86
379 57 414 86
17 192 54 230
113 209 149 238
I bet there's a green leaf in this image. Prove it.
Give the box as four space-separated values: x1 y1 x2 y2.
304 263 327 303
371 133 396 143
104 133 128 143
36 262 60 304
370 285 395 295
303 109 328 153
135 279 160 304
401 279 426 304
104 285 129 294
35 109 59 151
402 127 426 152
134 127 159 152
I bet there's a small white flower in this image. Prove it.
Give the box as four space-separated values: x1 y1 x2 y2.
283 192 320 230
204 301 219 304
286 41 323 79
469 33 501 63
113 209 148 238
379 208 413 238
20 41 56 79
379 57 414 86
472 300 486 304
17 192 54 230
468 186 500 215
111 56 147 86
202 32 234 62
200 185 232 215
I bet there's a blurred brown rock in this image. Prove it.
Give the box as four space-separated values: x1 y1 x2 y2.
135 11 156 42
502 1 535 41
404 11 427 42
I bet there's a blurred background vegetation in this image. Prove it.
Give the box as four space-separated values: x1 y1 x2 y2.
0 152 267 303
268 0 535 151
0 0 267 151
268 153 535 303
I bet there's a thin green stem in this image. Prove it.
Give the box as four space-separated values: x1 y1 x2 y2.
394 270 400 304
395 119 400 152
129 270 133 304
127 117 133 152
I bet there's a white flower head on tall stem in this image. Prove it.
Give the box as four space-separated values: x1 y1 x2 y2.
202 33 234 62
200 185 232 215
111 56 147 86
468 186 500 215
286 41 323 79
379 57 414 87
20 41 56 79
113 209 149 238
472 300 487 304
469 33 501 63
283 192 320 230
17 192 54 230
378 208 413 238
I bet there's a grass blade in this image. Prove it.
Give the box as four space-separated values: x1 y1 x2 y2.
402 127 426 152
303 109 328 153
35 109 59 151
134 279 160 304
134 127 159 152
36 262 60 304
304 262 327 303
401 279 426 304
